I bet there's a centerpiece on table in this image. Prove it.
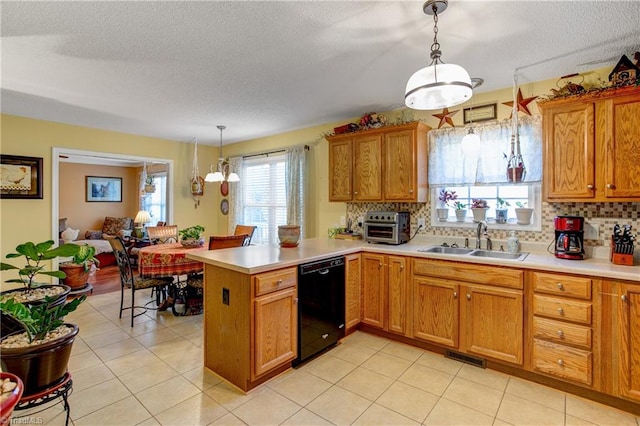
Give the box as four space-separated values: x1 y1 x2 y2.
470 198 489 223
495 198 511 224
179 225 205 248
437 189 457 222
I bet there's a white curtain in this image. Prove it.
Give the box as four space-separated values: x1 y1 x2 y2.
228 156 244 231
428 115 542 186
285 145 306 238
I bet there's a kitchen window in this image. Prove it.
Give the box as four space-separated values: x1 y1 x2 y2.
141 172 167 224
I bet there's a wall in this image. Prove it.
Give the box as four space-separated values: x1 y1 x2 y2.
59 163 139 235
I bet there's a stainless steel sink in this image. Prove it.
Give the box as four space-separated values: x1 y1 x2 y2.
418 246 474 255
467 250 529 261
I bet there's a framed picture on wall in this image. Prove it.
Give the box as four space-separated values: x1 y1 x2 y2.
86 176 122 202
0 154 43 199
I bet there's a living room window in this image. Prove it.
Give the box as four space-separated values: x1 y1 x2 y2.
141 172 167 224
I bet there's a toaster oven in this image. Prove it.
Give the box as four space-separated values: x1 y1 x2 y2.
364 211 410 245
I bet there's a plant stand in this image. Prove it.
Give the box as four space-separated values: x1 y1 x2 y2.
14 372 72 426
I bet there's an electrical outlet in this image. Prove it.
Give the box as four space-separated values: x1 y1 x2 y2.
417 217 426 229
357 216 364 227
584 223 599 240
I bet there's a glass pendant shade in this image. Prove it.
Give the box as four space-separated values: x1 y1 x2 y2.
461 128 481 156
226 172 240 182
205 167 224 182
405 63 472 110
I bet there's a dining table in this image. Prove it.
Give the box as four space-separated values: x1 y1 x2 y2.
137 242 206 278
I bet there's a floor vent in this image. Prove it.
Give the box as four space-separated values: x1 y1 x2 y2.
445 350 487 368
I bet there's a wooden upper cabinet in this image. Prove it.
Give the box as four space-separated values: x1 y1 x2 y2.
539 85 640 202
326 122 429 202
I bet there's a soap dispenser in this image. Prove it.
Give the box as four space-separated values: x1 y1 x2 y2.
507 231 520 253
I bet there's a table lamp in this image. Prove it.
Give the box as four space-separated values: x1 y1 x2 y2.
134 210 151 238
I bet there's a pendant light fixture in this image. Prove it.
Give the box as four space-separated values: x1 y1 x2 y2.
205 125 240 183
405 0 472 110
461 77 484 155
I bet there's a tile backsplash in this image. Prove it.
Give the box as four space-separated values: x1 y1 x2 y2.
346 201 639 248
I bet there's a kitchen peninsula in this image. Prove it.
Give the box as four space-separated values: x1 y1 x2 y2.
187 237 640 415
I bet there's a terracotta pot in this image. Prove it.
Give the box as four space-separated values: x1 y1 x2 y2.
278 225 300 247
0 372 24 426
507 166 524 182
59 263 90 290
1 324 78 396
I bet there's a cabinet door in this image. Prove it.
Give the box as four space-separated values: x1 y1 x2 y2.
618 283 640 402
603 93 640 198
542 102 595 200
361 253 385 329
384 130 415 201
353 134 383 201
345 254 361 330
387 256 409 335
463 284 523 365
328 139 353 201
253 287 297 378
413 276 459 347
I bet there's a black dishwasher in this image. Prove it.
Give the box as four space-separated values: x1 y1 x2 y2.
295 256 345 365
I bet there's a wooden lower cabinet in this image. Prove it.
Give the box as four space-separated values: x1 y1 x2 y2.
344 254 361 330
412 276 459 347
462 284 523 365
361 253 409 335
617 282 640 402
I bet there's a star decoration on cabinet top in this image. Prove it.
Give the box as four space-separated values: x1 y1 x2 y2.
432 108 459 129
502 88 538 117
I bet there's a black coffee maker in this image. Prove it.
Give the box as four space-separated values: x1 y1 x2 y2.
554 216 585 260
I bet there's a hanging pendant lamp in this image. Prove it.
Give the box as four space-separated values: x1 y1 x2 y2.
461 78 484 155
205 125 240 183
405 0 472 110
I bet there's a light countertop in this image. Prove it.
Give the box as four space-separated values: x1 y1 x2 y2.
186 236 640 282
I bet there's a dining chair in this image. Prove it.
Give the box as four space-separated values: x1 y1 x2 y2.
147 225 178 244
185 234 248 293
109 236 174 327
233 224 257 246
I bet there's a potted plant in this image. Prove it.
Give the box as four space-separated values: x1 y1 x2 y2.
515 201 534 225
470 198 489 223
58 244 100 290
144 175 156 193
1 372 24 425
0 295 85 395
179 225 205 247
496 198 511 224
437 189 457 222
453 201 467 222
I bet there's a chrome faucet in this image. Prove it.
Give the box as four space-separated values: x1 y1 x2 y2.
476 221 488 249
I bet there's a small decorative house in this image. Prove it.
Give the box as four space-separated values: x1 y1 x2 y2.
608 54 640 86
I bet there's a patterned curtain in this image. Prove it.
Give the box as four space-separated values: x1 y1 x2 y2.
228 156 244 232
285 145 306 238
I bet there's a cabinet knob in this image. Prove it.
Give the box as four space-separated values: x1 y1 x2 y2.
466 293 471 300
453 291 458 299
354 191 358 195
556 282 564 290
409 189 414 193
621 294 628 302
606 183 615 189
557 359 564 366
276 279 283 286
586 184 594 190
557 330 564 337
294 298 298 304
379 262 383 268
557 307 564 315
400 265 404 270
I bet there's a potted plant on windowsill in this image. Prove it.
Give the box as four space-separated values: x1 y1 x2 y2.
470 199 489 223
144 175 156 194
179 225 205 248
58 244 100 291
437 189 457 222
496 198 511 224
453 201 467 222
515 202 534 225
0 295 85 395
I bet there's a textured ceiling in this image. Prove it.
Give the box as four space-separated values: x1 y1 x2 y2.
2 1 639 145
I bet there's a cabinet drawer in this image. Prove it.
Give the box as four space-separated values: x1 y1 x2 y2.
533 339 592 386
533 317 592 349
254 267 297 296
533 295 592 325
532 272 592 299
413 258 523 289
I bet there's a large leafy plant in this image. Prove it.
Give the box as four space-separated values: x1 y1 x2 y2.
0 240 80 290
179 225 205 240
64 244 100 272
0 295 86 343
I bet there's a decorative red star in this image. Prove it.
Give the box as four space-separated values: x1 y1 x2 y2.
502 88 538 117
432 108 459 129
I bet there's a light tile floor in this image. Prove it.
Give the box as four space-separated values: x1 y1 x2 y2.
13 291 640 426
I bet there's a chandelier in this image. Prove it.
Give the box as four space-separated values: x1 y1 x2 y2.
405 0 472 110
205 125 240 183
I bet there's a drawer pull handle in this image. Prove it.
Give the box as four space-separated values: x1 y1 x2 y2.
466 294 471 301
557 308 564 315
453 291 458 299
557 359 564 366
557 330 564 337
276 279 283 286
586 184 594 190
556 282 564 290
322 334 329 339
621 295 628 302
606 183 615 189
